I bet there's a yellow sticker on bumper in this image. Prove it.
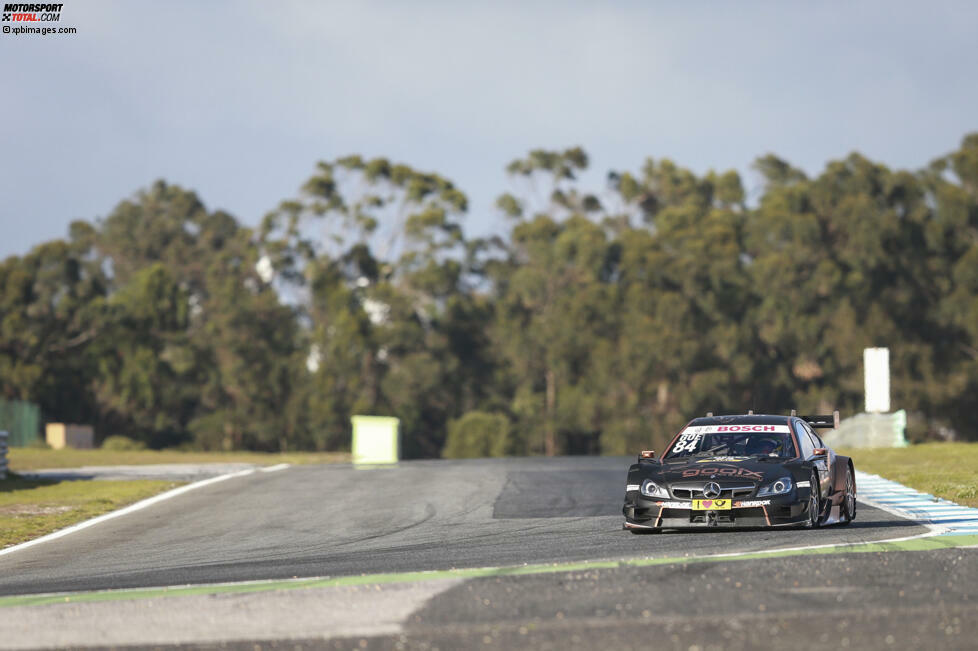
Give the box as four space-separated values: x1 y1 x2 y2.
691 499 731 510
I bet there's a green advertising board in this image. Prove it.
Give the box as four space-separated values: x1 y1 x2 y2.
0 399 41 447
351 415 400 465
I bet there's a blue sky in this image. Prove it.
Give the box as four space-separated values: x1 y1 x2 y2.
1 1 976 259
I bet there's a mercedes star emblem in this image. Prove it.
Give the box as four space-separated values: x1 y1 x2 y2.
703 482 722 499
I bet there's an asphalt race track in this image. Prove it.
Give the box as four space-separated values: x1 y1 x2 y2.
1 457 974 650
0 457 927 594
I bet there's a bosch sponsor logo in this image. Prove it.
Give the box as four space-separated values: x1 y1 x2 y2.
2 3 63 21
682 424 791 435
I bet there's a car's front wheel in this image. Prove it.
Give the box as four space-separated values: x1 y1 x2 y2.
806 470 822 529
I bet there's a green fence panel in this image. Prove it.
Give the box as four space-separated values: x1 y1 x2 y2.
0 399 41 447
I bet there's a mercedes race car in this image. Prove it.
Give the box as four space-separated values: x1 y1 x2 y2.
622 413 856 532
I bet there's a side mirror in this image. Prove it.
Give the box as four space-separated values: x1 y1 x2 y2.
813 448 828 457
639 450 657 461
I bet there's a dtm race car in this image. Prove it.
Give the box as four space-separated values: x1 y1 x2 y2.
622 413 856 532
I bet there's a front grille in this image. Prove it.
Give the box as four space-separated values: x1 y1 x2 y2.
670 483 755 500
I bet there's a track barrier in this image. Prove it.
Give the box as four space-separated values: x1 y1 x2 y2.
0 399 41 447
351 415 399 466
821 410 908 448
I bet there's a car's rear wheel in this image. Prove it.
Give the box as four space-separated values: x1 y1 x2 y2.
839 466 856 526
806 470 821 529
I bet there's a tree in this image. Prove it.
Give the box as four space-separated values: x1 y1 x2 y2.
262 157 494 456
489 148 614 455
5 133 978 452
0 235 106 426
91 181 302 449
442 411 511 458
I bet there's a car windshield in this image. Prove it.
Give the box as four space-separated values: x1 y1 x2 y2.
664 424 794 459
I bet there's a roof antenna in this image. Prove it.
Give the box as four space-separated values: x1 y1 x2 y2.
748 409 753 415
790 409 797 417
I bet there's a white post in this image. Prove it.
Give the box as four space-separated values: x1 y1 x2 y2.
864 347 891 413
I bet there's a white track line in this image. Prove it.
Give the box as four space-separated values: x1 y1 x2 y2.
260 463 290 473
0 468 256 558
705 524 944 560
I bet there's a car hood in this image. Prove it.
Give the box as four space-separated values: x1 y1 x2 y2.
649 456 795 484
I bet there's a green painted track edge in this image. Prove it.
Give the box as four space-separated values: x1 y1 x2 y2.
1 533 975 609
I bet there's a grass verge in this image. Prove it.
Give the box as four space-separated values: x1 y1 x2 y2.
0 475 182 549
8 448 349 471
840 442 978 507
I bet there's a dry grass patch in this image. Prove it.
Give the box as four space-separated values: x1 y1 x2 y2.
0 475 182 549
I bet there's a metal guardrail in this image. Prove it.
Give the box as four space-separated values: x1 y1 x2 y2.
0 430 8 480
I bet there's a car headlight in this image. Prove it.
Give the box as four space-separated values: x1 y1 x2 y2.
641 479 669 498
757 476 793 497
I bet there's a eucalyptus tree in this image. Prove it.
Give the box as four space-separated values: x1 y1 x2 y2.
924 133 978 436
261 156 490 455
4 132 978 453
92 181 299 449
0 233 107 427
489 147 615 455
745 150 954 425
600 159 753 453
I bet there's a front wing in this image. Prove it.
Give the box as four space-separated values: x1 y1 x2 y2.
622 495 811 529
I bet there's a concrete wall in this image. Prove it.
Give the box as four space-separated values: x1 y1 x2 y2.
820 410 908 449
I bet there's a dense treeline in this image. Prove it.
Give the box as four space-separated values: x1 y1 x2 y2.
2 135 977 455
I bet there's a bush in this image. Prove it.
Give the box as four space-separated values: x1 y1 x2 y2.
442 411 511 459
100 435 147 451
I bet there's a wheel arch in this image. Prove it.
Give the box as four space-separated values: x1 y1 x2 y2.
833 455 854 495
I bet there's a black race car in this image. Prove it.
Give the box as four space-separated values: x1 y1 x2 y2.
622 413 856 532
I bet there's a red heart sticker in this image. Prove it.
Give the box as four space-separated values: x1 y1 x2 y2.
702 500 713 508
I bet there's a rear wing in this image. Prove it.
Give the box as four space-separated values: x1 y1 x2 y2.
796 410 840 429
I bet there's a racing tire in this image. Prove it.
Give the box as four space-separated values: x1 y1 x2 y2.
839 465 856 526
805 470 822 529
